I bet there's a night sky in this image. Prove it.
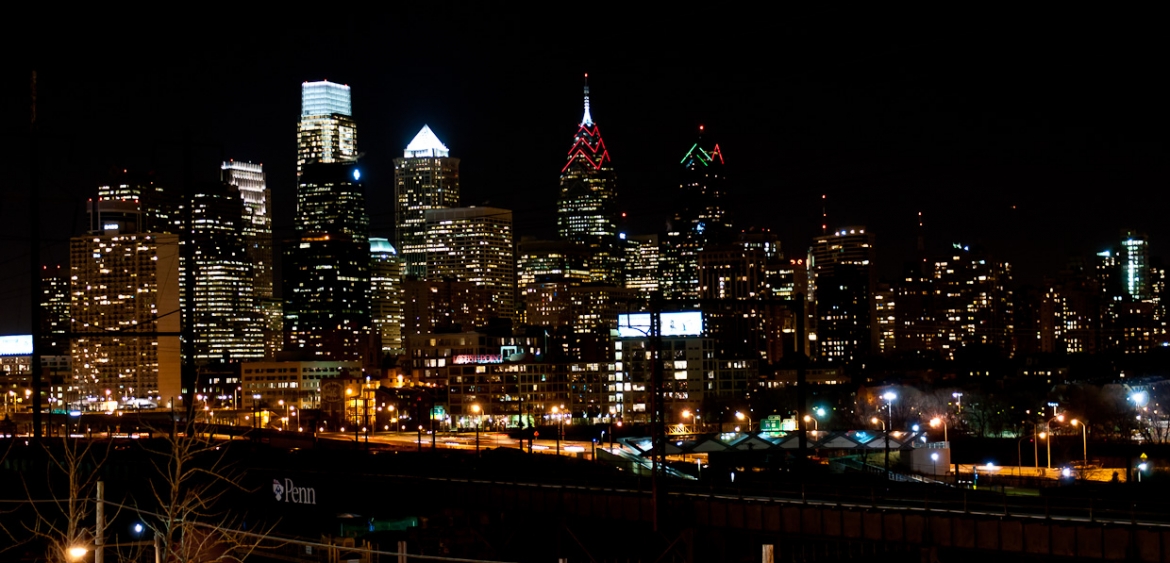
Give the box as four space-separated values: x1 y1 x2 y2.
2 10 1168 333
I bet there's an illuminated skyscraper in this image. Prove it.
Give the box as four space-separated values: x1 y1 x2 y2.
221 161 273 299
297 81 357 177
370 238 405 353
284 161 371 360
395 125 461 278
811 227 876 363
662 126 731 302
70 232 181 404
930 247 1014 359
1121 229 1151 300
425 207 515 320
183 182 264 362
556 75 622 284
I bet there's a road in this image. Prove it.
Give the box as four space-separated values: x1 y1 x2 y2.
316 430 622 458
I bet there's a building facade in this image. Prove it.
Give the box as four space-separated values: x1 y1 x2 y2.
371 238 405 354
69 233 182 404
424 206 515 321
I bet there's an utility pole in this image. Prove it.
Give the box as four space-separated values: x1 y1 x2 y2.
794 294 808 469
650 292 663 533
95 481 105 563
180 131 198 435
29 71 43 441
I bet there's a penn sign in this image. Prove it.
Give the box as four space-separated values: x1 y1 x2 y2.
273 478 317 505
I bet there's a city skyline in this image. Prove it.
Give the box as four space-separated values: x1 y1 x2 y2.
3 12 1170 334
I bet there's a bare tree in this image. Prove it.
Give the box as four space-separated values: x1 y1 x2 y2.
0 437 112 563
134 422 274 563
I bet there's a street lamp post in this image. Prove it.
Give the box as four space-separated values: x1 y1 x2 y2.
1045 414 1065 469
551 405 561 455
930 416 948 443
471 404 481 453
803 415 817 431
1071 418 1088 465
882 391 896 480
735 411 751 433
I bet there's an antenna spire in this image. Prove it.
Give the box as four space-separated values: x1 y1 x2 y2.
581 73 593 126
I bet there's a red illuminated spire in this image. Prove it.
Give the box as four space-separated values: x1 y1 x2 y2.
562 73 610 173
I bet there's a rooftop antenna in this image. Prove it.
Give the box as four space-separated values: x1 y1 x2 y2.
581 73 593 127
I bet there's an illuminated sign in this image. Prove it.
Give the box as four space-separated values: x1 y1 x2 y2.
273 478 316 505
617 312 703 338
0 335 33 356
452 354 502 365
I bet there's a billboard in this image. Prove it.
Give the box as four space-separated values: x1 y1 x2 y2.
617 311 703 338
0 335 33 356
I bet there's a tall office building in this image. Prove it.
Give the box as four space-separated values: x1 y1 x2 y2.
297 81 356 177
70 232 181 404
1121 229 1151 300
624 234 660 299
285 161 371 360
698 231 793 361
930 247 1015 359
394 125 461 278
425 207 515 320
661 127 732 302
222 161 273 299
183 182 264 362
556 75 622 284
371 238 405 354
811 227 876 363
516 238 592 323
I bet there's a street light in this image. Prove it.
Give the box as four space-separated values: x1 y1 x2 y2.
1044 414 1065 469
882 392 896 480
1071 418 1088 465
67 546 87 561
930 416 948 443
735 411 751 432
803 415 817 431
551 405 561 455
471 404 481 453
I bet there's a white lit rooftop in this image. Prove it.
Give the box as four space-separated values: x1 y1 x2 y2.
403 125 450 158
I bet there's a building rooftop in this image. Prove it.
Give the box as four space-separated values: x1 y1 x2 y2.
404 125 450 158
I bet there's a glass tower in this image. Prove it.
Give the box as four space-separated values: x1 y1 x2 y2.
297 81 357 177
222 161 273 299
